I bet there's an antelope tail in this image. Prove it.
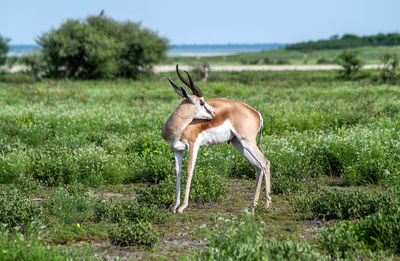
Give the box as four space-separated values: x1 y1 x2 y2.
257 115 263 146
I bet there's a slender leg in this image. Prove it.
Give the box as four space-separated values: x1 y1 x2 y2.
170 150 183 213
231 138 268 208
177 143 199 213
263 159 271 209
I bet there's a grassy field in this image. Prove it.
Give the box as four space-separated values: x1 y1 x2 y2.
165 45 400 66
1 69 400 260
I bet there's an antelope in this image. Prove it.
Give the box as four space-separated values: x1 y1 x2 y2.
162 65 271 213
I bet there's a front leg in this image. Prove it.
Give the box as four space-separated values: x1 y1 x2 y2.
170 150 183 213
177 142 199 213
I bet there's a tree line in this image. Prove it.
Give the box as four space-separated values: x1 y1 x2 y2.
286 33 400 51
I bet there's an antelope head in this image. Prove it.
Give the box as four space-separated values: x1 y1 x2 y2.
168 65 215 120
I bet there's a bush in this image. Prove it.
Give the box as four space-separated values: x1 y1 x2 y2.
38 15 168 79
0 34 9 66
93 198 167 224
295 188 397 220
0 190 41 231
380 52 399 83
316 57 332 64
108 220 159 247
336 49 363 79
262 56 274 64
193 216 325 261
21 52 45 80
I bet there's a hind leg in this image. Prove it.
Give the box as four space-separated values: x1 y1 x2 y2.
231 138 267 208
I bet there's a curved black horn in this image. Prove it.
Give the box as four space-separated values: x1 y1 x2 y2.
175 64 203 97
176 64 191 88
184 71 203 97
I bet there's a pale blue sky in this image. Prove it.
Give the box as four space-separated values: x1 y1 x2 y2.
1 0 399 45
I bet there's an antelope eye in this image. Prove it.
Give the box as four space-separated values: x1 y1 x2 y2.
200 101 205 106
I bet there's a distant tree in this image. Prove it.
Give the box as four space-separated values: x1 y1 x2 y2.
336 50 363 80
0 34 10 66
38 15 168 79
329 34 339 40
380 52 399 83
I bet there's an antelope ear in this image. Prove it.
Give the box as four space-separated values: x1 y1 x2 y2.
168 78 187 98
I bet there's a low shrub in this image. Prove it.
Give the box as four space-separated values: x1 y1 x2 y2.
0 190 41 231
295 188 397 220
192 216 325 260
136 176 176 207
357 208 400 252
262 56 274 64
49 187 93 224
276 57 289 64
272 175 303 195
240 57 259 65
316 57 332 64
0 232 88 260
93 198 167 224
319 221 367 259
320 208 400 256
108 220 159 247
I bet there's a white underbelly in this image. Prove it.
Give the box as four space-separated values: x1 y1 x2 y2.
196 120 234 146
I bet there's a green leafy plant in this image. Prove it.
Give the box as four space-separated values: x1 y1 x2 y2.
108 220 159 247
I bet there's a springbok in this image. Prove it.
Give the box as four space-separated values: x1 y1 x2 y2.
162 65 271 213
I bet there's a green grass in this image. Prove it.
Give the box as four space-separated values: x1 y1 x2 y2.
0 69 400 259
